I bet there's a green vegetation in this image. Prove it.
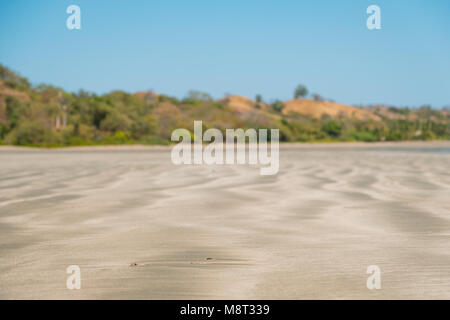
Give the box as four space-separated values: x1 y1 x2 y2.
0 65 30 90
321 120 342 137
294 84 308 99
270 100 285 113
0 65 449 147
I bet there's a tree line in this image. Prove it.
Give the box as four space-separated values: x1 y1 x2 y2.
0 65 449 147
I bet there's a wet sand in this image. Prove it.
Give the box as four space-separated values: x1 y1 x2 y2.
0 142 449 299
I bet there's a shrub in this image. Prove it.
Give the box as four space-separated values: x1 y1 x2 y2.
351 131 378 142
271 100 285 113
100 112 131 132
130 115 157 139
183 90 213 104
0 64 30 89
322 120 342 137
75 123 95 141
418 130 436 141
102 131 131 144
312 93 324 101
386 130 403 141
67 137 94 146
0 122 8 139
6 96 27 129
113 130 130 143
6 120 58 146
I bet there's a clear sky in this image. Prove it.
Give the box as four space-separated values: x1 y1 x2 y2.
1 0 449 108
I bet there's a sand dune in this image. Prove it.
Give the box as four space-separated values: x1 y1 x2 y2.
219 95 269 113
0 143 449 299
218 95 381 121
283 98 381 120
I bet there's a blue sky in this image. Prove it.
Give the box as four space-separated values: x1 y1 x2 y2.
1 0 449 107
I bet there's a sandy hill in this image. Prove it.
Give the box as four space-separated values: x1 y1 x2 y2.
219 95 269 113
134 92 382 122
283 98 380 121
368 105 450 122
367 105 411 120
0 80 30 103
221 95 380 121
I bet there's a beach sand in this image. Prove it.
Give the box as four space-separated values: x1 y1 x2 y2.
0 142 449 299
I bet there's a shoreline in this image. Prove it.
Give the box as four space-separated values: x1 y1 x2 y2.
0 140 450 151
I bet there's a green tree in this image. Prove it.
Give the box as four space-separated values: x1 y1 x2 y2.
0 64 30 89
322 120 342 137
6 96 27 129
294 84 308 99
100 111 131 132
184 90 213 103
0 123 7 140
255 94 263 109
351 130 378 142
6 120 57 146
271 100 285 113
130 115 157 139
312 93 323 101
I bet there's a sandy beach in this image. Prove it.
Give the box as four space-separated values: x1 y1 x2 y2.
0 142 449 299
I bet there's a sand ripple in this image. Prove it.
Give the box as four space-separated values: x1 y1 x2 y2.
0 144 449 299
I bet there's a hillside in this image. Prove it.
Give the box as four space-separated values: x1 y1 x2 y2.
283 99 381 121
0 64 449 146
0 80 30 103
219 95 269 113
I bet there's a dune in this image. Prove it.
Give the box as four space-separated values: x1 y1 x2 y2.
218 95 381 121
219 95 269 113
283 98 380 120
